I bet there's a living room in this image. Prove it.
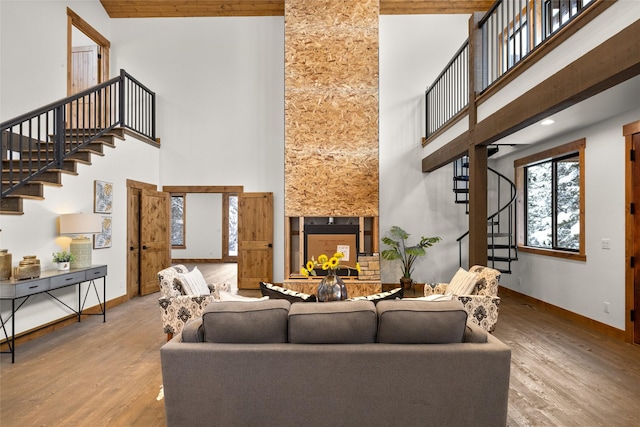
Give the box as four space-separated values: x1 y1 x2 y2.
1 0 640 424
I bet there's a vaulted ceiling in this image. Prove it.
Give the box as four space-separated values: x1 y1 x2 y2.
99 0 494 18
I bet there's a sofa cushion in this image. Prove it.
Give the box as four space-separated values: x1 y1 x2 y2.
446 267 478 296
260 282 317 303
288 300 377 344
376 299 468 344
176 266 210 296
202 299 290 343
347 287 404 304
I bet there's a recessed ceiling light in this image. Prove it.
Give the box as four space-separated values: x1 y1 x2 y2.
540 119 555 126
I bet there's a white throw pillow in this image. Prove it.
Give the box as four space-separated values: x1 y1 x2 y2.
218 291 269 302
177 267 211 296
446 267 478 296
411 294 453 302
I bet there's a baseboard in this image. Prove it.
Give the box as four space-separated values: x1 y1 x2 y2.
0 294 128 350
499 287 626 341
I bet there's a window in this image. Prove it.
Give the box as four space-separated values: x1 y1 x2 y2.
170 194 186 249
515 138 585 260
226 194 238 258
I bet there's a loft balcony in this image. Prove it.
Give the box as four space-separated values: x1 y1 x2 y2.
421 0 640 170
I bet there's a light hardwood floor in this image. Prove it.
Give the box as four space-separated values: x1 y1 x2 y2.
1 264 639 426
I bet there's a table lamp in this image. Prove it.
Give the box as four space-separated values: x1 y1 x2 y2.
59 213 103 269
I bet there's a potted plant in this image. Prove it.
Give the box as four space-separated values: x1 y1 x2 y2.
381 226 441 289
52 251 75 271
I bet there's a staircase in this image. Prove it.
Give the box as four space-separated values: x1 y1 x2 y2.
1 70 156 215
453 151 518 273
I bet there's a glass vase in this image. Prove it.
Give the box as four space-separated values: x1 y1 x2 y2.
317 273 348 302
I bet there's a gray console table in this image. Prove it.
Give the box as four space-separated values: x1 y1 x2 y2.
0 264 107 363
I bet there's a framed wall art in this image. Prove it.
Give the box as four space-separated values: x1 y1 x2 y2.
94 216 112 249
94 180 113 213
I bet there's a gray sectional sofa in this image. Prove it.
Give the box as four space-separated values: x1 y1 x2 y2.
161 298 511 427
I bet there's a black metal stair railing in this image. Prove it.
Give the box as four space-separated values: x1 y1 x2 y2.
454 155 518 273
1 69 155 198
424 0 596 140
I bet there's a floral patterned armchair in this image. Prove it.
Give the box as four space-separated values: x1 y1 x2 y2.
158 265 231 340
424 265 501 332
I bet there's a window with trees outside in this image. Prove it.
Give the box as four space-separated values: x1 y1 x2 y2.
170 194 186 249
514 138 586 261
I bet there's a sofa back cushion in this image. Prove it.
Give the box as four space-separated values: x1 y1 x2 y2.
201 300 290 343
288 301 377 344
376 299 468 344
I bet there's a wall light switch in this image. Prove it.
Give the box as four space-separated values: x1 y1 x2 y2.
601 239 611 250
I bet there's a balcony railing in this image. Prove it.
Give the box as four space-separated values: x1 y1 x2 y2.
480 0 595 90
425 41 469 139
1 69 155 198
424 0 595 139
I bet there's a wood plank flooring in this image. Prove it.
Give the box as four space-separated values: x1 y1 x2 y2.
1 264 639 426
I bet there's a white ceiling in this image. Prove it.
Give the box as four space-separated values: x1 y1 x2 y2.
490 74 640 158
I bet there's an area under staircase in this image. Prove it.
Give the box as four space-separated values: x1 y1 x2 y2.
453 150 518 273
1 70 156 215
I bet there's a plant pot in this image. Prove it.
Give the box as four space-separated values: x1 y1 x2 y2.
55 262 70 271
400 277 413 290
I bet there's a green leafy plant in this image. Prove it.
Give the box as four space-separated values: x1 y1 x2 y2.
381 226 441 280
52 251 75 263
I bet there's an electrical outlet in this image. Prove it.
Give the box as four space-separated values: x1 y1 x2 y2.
604 302 610 313
601 239 611 250
518 277 522 286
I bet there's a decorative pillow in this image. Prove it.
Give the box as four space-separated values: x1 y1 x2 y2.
288 301 377 344
446 267 478 296
218 291 269 302
260 282 317 303
376 299 468 344
347 287 404 304
202 299 290 343
176 266 211 296
410 294 453 302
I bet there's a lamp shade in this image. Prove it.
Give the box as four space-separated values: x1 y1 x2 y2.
59 213 103 235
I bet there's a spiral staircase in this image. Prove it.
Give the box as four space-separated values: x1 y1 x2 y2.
453 149 518 273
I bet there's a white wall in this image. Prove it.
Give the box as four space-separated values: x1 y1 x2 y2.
0 0 111 119
172 193 223 259
491 108 640 330
379 14 471 284
109 16 286 280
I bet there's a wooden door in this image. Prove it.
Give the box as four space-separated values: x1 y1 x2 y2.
238 192 273 289
126 186 141 299
70 45 99 128
140 189 170 295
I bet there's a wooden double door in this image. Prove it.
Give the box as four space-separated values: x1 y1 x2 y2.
126 183 273 297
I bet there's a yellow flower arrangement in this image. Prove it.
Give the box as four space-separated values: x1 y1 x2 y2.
301 252 361 277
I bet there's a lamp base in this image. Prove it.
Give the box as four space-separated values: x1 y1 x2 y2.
70 236 92 269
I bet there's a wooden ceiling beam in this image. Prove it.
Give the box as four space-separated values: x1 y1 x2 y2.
380 1 494 15
100 0 493 18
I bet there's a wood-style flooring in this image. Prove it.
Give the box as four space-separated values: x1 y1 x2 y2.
1 264 639 426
